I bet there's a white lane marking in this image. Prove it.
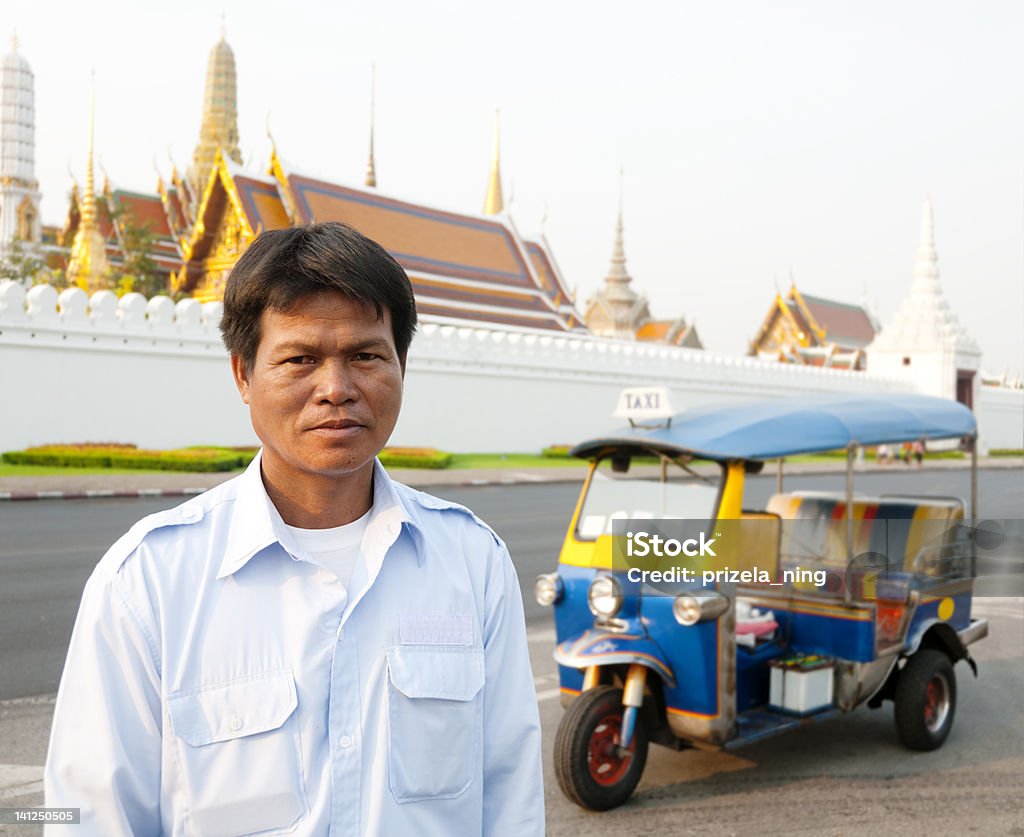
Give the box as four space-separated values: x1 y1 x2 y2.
536 688 561 702
510 472 546 482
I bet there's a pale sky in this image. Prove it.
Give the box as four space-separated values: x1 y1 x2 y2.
7 0 1023 374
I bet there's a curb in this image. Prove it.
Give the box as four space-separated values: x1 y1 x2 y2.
0 460 1018 501
0 488 208 502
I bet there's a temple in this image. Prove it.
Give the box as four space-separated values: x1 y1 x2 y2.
867 199 981 406
748 282 877 369
188 24 243 197
582 191 701 347
0 36 42 261
168 146 583 331
37 30 586 332
64 80 111 292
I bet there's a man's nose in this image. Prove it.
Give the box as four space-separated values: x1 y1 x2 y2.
314 360 359 404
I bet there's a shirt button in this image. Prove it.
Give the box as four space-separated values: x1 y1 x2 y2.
339 735 353 749
230 715 242 731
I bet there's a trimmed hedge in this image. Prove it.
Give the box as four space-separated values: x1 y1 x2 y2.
2 444 254 472
541 445 573 458
990 449 1024 457
378 447 453 469
3 443 459 471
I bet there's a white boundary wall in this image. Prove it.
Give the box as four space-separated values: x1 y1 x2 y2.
976 386 1024 452
1 282 1018 453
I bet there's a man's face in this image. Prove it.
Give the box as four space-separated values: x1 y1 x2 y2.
231 290 404 488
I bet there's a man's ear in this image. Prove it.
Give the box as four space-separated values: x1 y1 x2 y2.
230 354 252 404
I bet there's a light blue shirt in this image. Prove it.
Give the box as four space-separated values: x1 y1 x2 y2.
44 454 544 836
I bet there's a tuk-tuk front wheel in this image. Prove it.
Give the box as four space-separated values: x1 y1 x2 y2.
554 685 648 811
894 649 957 751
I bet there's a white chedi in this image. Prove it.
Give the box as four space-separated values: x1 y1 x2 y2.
870 199 980 357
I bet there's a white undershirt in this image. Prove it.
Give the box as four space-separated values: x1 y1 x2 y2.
284 507 371 590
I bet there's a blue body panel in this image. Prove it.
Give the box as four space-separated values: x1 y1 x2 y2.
553 564 598 695
773 607 877 662
907 593 973 648
642 594 722 717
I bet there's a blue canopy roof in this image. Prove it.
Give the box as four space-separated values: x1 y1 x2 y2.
571 393 977 461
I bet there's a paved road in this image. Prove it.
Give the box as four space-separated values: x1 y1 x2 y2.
0 468 1021 701
0 468 1021 833
1 602 1021 834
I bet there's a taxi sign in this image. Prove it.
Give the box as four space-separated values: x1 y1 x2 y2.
612 386 675 426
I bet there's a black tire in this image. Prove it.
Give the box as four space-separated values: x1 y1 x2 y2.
894 649 957 751
553 685 648 811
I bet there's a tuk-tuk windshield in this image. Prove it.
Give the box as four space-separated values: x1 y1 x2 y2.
574 457 723 541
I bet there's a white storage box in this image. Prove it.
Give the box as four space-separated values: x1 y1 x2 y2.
769 656 834 715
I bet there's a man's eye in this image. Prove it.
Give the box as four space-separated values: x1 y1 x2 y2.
285 356 315 364
352 353 379 362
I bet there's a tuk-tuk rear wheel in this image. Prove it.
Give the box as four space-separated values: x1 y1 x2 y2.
894 649 957 751
554 685 648 811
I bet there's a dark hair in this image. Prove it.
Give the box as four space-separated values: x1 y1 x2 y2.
220 222 417 369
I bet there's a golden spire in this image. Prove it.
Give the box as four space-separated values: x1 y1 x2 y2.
189 26 242 197
364 63 377 188
482 109 504 215
67 73 111 292
82 80 97 227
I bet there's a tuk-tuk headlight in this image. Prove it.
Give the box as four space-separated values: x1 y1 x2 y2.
588 575 623 618
534 573 563 606
673 591 729 626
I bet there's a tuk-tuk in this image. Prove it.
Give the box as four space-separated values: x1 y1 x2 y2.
536 390 988 811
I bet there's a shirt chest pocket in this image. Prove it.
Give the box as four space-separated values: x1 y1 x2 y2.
167 670 308 836
385 646 485 803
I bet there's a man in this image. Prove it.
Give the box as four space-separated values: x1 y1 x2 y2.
44 222 545 835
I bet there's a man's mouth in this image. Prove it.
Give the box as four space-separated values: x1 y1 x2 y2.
313 420 362 429
308 419 366 437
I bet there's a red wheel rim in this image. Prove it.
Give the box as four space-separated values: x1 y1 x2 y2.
923 673 950 732
587 712 633 786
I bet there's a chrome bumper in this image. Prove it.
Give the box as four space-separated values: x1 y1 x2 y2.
958 618 988 648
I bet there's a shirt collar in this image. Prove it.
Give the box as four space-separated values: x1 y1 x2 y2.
216 451 421 580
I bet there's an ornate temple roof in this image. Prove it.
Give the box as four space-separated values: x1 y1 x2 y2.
636 318 702 348
523 238 581 328
270 156 578 331
62 183 184 279
749 281 877 368
796 292 876 348
48 39 586 333
869 199 980 358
